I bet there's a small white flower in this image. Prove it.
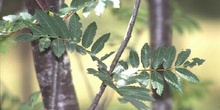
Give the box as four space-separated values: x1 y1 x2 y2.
83 11 91 18
109 0 120 8
120 68 138 79
3 15 18 22
95 1 106 16
116 79 126 87
19 12 32 20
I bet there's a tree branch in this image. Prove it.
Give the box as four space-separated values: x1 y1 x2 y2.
88 0 141 110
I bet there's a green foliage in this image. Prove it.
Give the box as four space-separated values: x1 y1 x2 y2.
141 43 150 68
0 0 205 109
151 71 164 95
129 50 139 68
164 71 182 92
91 33 110 54
69 13 82 43
18 91 44 110
52 39 65 57
111 0 200 34
163 46 176 69
175 49 191 66
1 89 21 110
176 68 199 83
152 46 164 69
82 22 97 48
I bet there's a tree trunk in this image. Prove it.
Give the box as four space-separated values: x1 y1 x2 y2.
26 0 79 109
147 0 172 110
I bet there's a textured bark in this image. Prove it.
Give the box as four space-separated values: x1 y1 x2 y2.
26 0 79 109
148 0 172 110
0 0 2 12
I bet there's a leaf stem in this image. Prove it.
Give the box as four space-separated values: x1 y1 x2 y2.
138 68 172 72
88 0 142 110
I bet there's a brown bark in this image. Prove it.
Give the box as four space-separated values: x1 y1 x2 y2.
148 0 172 110
26 0 79 109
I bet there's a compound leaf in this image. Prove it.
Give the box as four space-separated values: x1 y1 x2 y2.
82 22 97 48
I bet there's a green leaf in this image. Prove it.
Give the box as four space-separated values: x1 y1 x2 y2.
23 20 46 36
38 38 51 52
76 45 87 55
118 86 154 102
51 14 70 38
91 33 110 54
71 0 90 8
129 50 139 68
183 58 205 68
83 1 98 17
90 55 107 69
151 71 164 95
15 33 33 41
69 13 82 42
32 102 44 110
100 51 115 61
87 68 98 74
65 40 76 53
35 10 57 36
164 71 182 92
175 49 191 66
19 103 31 110
163 46 176 69
29 91 41 106
134 71 150 87
52 39 65 57
175 68 199 83
141 43 150 68
82 22 97 48
118 97 151 110
87 68 117 90
119 60 128 70
152 46 165 69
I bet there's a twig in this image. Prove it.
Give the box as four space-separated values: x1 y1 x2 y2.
88 0 142 110
34 0 45 11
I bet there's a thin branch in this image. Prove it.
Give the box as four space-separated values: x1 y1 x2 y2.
34 0 45 10
88 0 142 110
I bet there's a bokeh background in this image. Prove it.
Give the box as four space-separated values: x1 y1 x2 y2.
1 0 220 110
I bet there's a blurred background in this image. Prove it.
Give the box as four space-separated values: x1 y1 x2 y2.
1 0 220 110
